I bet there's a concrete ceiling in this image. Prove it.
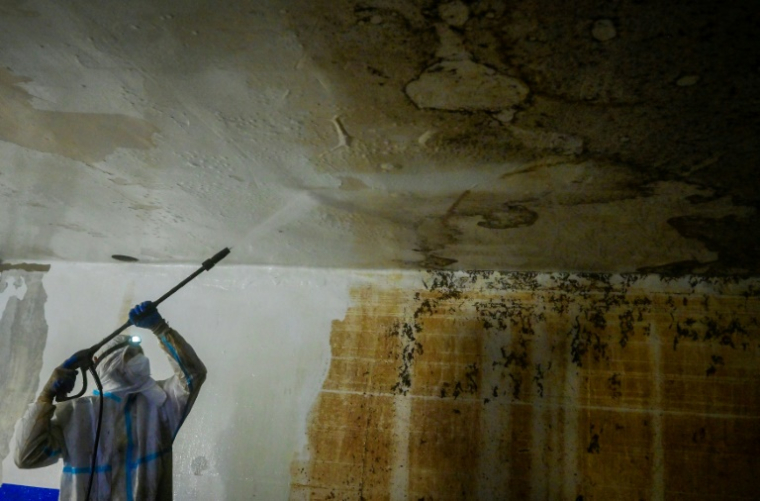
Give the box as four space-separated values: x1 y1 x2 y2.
0 0 758 274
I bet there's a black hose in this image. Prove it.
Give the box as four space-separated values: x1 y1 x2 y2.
86 367 104 501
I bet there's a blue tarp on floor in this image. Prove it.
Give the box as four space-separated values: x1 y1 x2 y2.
0 484 59 500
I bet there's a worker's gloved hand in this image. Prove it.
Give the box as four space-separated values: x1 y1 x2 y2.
39 365 78 403
129 301 164 329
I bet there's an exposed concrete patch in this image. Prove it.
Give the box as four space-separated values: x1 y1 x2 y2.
0 269 49 479
406 8 528 113
406 59 529 112
0 68 158 163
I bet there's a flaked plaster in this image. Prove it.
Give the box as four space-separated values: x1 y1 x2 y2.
0 269 48 484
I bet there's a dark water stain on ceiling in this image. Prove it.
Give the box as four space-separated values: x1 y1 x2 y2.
0 0 757 273
283 0 760 274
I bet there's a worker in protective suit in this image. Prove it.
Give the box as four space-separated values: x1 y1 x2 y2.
14 301 207 500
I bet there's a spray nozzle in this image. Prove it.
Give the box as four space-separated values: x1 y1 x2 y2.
202 247 231 271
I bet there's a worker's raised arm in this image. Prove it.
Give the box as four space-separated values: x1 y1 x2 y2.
129 302 207 428
14 364 75 469
152 320 207 400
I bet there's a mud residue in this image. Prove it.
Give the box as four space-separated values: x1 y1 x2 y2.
0 269 49 470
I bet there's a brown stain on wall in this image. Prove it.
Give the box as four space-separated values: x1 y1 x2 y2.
0 68 157 163
291 286 407 500
291 273 760 500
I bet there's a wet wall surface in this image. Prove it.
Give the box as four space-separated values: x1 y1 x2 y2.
0 266 49 479
291 272 760 500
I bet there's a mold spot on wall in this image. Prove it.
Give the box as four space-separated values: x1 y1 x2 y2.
191 455 209 476
292 272 760 499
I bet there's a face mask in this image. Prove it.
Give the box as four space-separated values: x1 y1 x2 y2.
124 353 151 382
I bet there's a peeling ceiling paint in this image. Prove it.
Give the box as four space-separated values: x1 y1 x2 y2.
0 0 757 274
0 68 157 163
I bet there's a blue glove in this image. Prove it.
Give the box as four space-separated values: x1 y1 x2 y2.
60 348 95 370
129 301 164 329
51 370 77 394
62 353 80 369
40 365 77 402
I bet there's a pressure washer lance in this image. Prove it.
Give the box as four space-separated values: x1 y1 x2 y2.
53 247 230 500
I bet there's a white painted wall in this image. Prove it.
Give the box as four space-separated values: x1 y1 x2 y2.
1 262 414 499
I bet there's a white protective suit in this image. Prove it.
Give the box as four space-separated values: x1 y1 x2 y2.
14 321 207 500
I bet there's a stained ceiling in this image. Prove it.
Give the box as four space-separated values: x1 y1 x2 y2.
0 0 758 274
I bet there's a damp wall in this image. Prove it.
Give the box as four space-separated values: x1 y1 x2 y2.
1 263 759 500
0 262 365 499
